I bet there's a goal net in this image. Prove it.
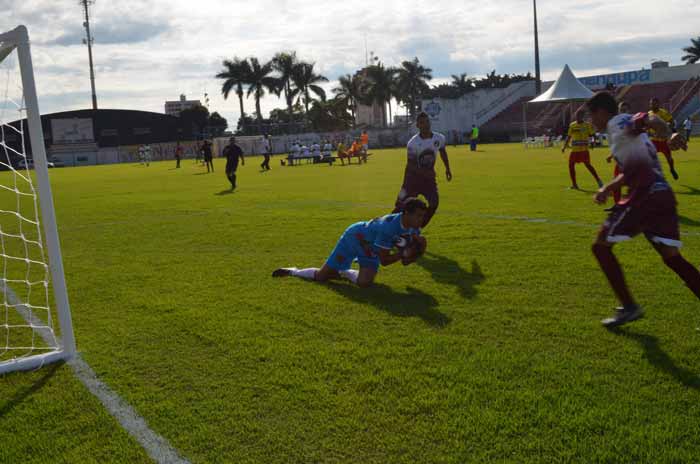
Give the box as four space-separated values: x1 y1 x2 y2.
0 26 75 374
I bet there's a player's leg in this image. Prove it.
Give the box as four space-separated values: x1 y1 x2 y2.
643 197 700 299
420 187 440 228
654 141 678 180
580 151 603 187
393 186 413 214
350 257 380 288
650 243 700 299
593 206 644 326
274 235 351 282
568 154 578 189
227 171 236 190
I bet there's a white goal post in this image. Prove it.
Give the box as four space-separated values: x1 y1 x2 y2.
0 25 76 374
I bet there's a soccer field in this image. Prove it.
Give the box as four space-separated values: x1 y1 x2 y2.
2 142 700 463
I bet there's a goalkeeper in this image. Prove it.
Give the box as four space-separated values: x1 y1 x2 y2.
272 198 428 288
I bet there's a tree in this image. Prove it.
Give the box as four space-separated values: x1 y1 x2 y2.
682 37 700 64
272 52 299 123
179 105 210 138
396 57 432 119
333 74 362 127
246 57 280 121
216 57 251 123
291 62 328 114
451 73 475 95
307 99 353 132
358 64 397 128
208 112 228 137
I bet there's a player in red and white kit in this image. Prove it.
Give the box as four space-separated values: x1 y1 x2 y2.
587 92 698 327
393 112 452 227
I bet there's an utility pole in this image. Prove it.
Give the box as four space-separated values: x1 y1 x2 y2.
533 0 542 95
81 0 98 110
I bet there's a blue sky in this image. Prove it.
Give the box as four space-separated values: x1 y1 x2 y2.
1 0 698 127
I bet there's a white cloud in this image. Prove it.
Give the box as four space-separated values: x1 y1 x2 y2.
1 0 698 127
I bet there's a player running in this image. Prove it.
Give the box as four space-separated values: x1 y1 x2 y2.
648 97 679 180
223 137 244 191
202 140 214 173
561 110 603 189
586 91 698 328
393 112 452 227
272 198 428 288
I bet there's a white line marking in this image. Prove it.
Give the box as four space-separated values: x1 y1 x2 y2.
474 213 700 237
5 286 190 464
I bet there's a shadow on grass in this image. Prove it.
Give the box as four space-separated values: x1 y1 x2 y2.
325 282 450 327
676 185 700 197
416 253 485 300
0 362 62 418
215 189 235 196
679 215 700 227
609 328 700 390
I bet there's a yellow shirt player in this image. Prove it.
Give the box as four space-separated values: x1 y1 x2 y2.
562 110 602 189
648 97 678 179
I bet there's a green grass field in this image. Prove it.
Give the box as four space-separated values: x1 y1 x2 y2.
2 141 700 463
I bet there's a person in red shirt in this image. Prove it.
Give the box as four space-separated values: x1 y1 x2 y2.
587 92 697 328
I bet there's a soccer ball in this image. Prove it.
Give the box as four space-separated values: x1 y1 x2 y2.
400 235 427 265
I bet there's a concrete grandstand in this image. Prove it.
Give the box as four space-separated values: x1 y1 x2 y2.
422 62 700 142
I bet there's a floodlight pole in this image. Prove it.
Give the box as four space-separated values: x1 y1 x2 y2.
82 0 98 110
533 0 542 95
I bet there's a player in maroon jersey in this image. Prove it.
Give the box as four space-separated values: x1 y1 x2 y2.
392 112 452 227
587 92 697 328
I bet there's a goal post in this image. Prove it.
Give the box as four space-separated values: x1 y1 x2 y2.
0 25 76 374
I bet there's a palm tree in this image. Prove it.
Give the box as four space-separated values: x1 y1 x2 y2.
360 64 396 128
216 57 251 121
291 62 328 114
333 74 362 127
396 57 432 119
245 57 279 121
451 73 474 95
682 37 700 64
272 52 298 122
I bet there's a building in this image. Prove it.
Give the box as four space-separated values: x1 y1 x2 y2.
6 109 194 167
356 101 385 127
165 94 202 117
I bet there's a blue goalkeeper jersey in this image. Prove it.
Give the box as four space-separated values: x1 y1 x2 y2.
342 213 420 255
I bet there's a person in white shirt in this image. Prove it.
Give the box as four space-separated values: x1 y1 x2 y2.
311 142 321 159
322 141 333 158
392 111 453 227
261 135 272 171
683 118 693 142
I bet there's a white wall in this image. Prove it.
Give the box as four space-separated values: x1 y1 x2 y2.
421 81 537 135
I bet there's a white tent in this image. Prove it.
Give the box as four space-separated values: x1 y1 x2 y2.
523 65 593 138
530 64 593 103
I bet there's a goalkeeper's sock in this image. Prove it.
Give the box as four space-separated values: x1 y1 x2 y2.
339 269 359 284
292 268 318 281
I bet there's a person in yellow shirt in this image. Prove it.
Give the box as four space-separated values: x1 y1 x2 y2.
337 140 349 165
561 110 603 189
648 97 678 180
